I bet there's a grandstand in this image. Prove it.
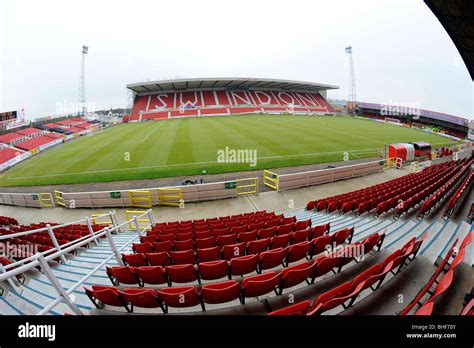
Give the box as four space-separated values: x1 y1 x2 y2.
0 117 97 172
126 78 337 122
357 101 469 140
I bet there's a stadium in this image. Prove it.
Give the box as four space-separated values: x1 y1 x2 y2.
0 1 472 343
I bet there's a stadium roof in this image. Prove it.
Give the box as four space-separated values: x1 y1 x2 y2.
127 77 339 95
357 101 469 127
425 0 474 80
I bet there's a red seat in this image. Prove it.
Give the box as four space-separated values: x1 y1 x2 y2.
316 201 328 212
310 223 330 239
291 229 310 244
334 227 354 245
294 219 311 231
213 227 231 237
122 253 147 267
258 226 277 239
222 242 246 260
310 235 334 258
171 249 196 265
268 300 311 316
157 286 204 313
165 264 200 284
357 201 370 215
310 256 342 283
259 247 288 270
428 270 454 303
286 241 312 265
248 222 265 231
241 272 281 302
280 216 296 225
132 242 154 254
175 232 193 241
120 288 162 311
247 238 270 255
144 252 171 266
414 301 434 315
201 280 241 307
152 241 173 253
264 219 281 228
158 233 175 242
84 285 130 312
276 223 294 236
327 201 341 213
140 235 157 243
307 281 364 315
198 260 229 280
195 230 213 239
229 254 259 277
238 230 258 243
195 236 216 249
134 266 168 285
197 246 221 263
360 233 385 254
231 225 248 234
270 234 291 249
278 261 312 294
217 233 238 248
106 266 140 286
174 239 195 251
358 261 394 291
341 201 354 214
460 232 472 250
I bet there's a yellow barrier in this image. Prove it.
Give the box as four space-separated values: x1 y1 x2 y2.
236 178 258 195
158 188 183 207
385 157 402 169
129 190 153 208
263 170 279 191
30 148 39 156
38 193 54 208
91 214 113 225
54 190 65 207
385 157 397 169
125 210 151 230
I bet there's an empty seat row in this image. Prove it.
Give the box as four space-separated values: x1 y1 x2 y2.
86 232 385 313
149 214 297 237
400 231 472 315
443 170 473 219
122 224 347 268
269 234 425 315
138 219 316 252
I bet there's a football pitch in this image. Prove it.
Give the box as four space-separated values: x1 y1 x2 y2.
0 115 458 186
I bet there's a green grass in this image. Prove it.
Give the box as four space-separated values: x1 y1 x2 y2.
0 115 458 186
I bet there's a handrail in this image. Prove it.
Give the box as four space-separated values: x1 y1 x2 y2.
0 212 117 270
0 213 114 241
37 211 152 315
0 210 148 281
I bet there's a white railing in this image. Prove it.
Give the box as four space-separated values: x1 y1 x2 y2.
0 209 155 315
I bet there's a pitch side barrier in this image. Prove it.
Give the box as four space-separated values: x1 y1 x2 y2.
268 160 387 191
52 179 258 209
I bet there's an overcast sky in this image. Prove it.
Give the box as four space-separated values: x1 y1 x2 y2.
0 0 472 119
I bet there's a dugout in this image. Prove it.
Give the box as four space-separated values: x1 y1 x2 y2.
410 142 431 157
386 143 415 161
